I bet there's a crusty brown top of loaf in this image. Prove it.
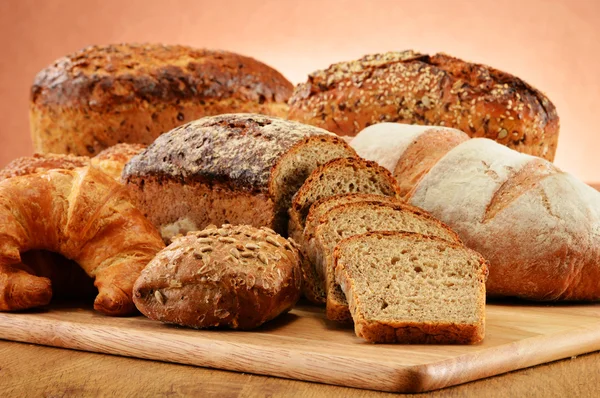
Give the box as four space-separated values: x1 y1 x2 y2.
93 143 146 163
31 43 293 108
289 50 559 159
122 114 335 191
0 153 90 181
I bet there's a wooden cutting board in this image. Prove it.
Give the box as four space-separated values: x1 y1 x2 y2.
1 301 599 393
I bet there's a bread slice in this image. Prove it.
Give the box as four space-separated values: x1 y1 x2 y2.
334 231 487 344
313 201 461 322
298 194 403 304
288 157 400 243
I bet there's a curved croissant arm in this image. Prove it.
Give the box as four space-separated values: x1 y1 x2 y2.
0 167 165 315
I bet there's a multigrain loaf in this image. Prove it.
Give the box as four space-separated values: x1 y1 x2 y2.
334 232 487 344
288 157 401 242
288 51 559 161
122 114 356 241
133 224 302 330
352 122 600 301
313 201 461 322
30 44 294 156
298 193 401 304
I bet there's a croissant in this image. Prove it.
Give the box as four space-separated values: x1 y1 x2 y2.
0 166 165 315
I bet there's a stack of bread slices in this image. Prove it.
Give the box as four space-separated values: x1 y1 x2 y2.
288 159 488 344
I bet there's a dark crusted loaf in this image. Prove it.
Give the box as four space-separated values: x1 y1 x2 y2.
133 224 302 330
30 43 294 156
122 114 356 240
288 51 559 161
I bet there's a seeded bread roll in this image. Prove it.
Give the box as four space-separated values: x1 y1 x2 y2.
123 114 356 241
30 44 294 156
334 232 487 344
288 51 559 161
133 224 302 330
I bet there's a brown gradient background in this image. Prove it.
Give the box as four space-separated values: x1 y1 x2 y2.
1 0 599 180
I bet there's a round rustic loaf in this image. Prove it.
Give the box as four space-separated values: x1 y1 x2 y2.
30 43 294 156
288 51 559 161
133 224 302 330
122 113 356 240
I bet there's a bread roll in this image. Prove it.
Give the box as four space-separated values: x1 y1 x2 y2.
30 44 293 156
122 114 356 241
351 123 600 301
133 224 302 329
289 51 559 161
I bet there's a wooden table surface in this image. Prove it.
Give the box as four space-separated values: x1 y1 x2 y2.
0 339 599 397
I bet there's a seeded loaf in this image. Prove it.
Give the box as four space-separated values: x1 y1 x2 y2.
298 193 401 304
313 201 462 322
133 224 302 329
352 122 600 301
123 114 356 241
288 157 401 243
334 232 487 344
30 44 294 156
288 51 559 161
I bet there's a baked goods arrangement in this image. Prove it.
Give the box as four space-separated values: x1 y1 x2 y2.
351 123 600 300
1 42 595 347
30 44 293 156
288 51 559 161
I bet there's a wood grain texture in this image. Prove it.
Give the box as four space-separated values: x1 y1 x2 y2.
1 340 600 398
1 301 600 393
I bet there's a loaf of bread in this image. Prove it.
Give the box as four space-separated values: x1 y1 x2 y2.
133 224 302 329
351 123 600 301
91 143 146 179
288 51 559 161
334 231 487 344
122 114 356 241
0 167 165 314
30 44 294 156
312 199 461 322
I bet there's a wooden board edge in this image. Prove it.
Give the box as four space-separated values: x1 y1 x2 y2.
0 312 427 393
408 321 600 392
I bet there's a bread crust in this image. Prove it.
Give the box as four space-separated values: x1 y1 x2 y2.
133 225 302 329
333 231 487 344
30 44 294 155
288 51 559 161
